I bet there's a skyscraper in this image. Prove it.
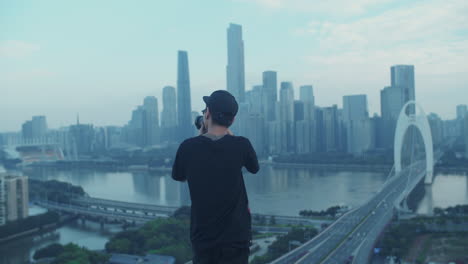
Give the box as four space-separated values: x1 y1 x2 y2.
143 96 160 146
279 82 295 152
464 116 468 158
343 95 371 154
322 105 340 152
391 65 415 113
161 86 177 128
456 104 467 120
31 116 47 139
177 50 193 141
246 85 263 114
161 86 177 143
226 23 245 102
262 71 277 121
300 85 315 121
380 86 403 149
343 95 368 122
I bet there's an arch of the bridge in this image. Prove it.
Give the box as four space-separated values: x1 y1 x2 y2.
394 101 434 184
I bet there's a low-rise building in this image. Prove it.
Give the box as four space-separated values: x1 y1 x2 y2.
0 174 28 225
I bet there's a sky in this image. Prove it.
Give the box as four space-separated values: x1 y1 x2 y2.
1 0 468 132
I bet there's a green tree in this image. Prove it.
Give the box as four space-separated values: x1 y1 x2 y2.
270 216 276 225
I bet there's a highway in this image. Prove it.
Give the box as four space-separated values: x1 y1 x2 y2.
271 152 441 264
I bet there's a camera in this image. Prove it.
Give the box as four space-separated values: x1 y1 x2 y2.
194 115 204 130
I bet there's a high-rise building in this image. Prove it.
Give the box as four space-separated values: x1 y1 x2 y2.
21 116 48 142
279 82 295 152
125 106 145 147
267 121 281 154
391 65 415 113
456 104 467 120
299 85 314 104
143 96 160 146
161 86 177 143
428 113 444 146
246 85 264 114
322 105 340 152
161 86 177 128
279 82 294 122
464 116 468 158
226 23 245 103
380 86 403 149
343 95 371 154
21 121 33 140
343 95 368 122
32 116 47 139
177 50 193 141
0 175 4 225
262 71 277 121
0 175 29 225
245 113 266 157
69 118 95 156
300 85 315 121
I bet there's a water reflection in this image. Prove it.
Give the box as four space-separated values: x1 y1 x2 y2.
2 167 467 264
21 167 468 216
416 172 468 214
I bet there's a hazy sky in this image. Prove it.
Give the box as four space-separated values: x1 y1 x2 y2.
1 0 467 132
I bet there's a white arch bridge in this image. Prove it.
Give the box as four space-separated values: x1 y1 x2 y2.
271 101 443 264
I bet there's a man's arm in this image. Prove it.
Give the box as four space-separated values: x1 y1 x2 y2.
172 143 187 181
243 138 259 174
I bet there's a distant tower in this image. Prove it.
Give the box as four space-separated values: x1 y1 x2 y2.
161 86 178 143
299 85 315 121
262 71 277 121
391 65 415 113
143 96 160 146
161 86 177 128
177 50 193 141
226 23 246 103
279 82 295 152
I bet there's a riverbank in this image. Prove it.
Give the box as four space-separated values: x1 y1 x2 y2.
260 160 392 172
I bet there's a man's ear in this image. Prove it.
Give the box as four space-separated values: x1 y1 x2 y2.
206 107 211 120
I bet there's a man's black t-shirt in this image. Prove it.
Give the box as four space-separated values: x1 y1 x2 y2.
172 134 259 251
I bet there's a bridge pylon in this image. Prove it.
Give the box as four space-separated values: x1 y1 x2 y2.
394 101 434 185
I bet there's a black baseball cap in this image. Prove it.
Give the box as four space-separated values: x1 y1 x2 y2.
203 90 238 116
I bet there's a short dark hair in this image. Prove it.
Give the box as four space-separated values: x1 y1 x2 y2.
211 112 234 127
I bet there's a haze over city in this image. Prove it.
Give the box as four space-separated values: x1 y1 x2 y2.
2 0 468 131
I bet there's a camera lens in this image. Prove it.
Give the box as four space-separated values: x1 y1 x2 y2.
195 116 204 130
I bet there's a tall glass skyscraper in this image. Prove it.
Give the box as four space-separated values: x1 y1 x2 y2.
177 50 193 141
226 23 245 103
263 71 277 121
142 96 159 146
161 86 177 128
391 65 415 112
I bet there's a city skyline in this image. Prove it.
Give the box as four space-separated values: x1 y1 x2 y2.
2 0 468 131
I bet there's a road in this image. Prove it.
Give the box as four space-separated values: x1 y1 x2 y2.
271 152 441 264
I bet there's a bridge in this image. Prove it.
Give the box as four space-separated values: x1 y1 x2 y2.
38 196 331 227
270 101 443 264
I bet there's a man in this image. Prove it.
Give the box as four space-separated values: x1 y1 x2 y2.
172 90 259 264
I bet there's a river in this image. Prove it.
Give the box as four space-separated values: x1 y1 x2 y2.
0 165 466 263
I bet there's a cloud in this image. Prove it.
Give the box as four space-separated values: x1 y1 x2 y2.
0 40 40 58
295 0 468 75
239 0 394 16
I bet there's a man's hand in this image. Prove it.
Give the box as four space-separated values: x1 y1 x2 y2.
199 123 207 135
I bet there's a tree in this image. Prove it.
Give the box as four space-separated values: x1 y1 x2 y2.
34 243 64 260
270 216 276 225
